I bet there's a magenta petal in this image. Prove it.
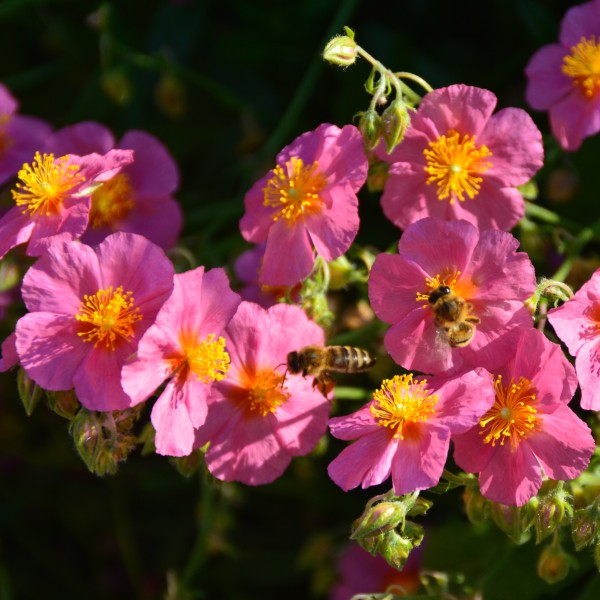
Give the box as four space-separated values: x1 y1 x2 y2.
45 121 114 156
204 411 291 485
259 219 314 286
452 425 495 474
307 186 359 261
0 332 18 372
528 406 594 481
560 0 600 46
73 345 133 410
151 378 196 457
273 376 330 455
118 130 179 196
525 45 572 110
390 423 450 495
574 340 600 411
0 207 36 260
368 253 429 325
478 443 541 506
397 218 479 277
419 85 497 136
15 313 86 390
239 174 274 243
329 405 379 441
549 91 600 151
327 429 397 491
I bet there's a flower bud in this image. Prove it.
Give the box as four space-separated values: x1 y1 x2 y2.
537 542 571 584
358 110 383 151
463 484 489 526
171 450 203 478
535 487 573 543
155 72 187 119
382 100 411 154
407 497 433 518
323 30 357 67
101 67 132 105
328 255 354 290
351 500 407 540
17 367 43 416
571 501 600 551
46 390 79 420
490 502 531 544
378 530 414 570
366 159 389 193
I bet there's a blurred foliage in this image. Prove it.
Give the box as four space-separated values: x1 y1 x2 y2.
1 0 600 599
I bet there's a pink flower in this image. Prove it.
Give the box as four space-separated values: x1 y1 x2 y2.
330 543 422 600
547 268 600 410
121 267 241 457
0 333 17 372
328 368 495 495
14 233 174 411
239 123 368 286
525 0 600 150
376 84 543 231
0 148 134 260
46 122 183 250
0 83 52 185
368 218 536 374
452 328 595 506
194 301 330 485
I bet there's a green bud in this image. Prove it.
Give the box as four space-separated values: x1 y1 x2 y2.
101 67 132 105
490 502 531 545
535 487 573 543
378 530 413 571
537 541 571 584
323 32 357 67
463 485 489 526
46 390 79 420
571 500 600 551
328 255 354 290
366 159 389 193
517 179 539 201
171 450 203 478
358 110 383 151
382 100 411 154
403 520 425 547
17 367 44 416
0 261 20 292
355 532 379 555
155 72 187 119
407 497 433 518
351 501 407 540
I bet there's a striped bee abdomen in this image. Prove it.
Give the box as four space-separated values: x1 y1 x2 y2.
327 346 376 373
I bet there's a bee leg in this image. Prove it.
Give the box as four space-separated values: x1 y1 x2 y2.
313 374 335 397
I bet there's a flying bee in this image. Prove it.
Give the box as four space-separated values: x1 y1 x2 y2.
428 285 480 348
286 345 376 396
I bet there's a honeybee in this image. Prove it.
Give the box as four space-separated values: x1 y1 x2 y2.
428 285 480 348
286 345 376 396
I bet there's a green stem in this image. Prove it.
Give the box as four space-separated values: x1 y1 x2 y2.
551 226 594 283
182 476 216 586
394 71 433 93
260 0 361 159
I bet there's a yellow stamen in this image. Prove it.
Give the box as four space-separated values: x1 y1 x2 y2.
12 151 83 217
562 36 600 98
247 370 290 416
89 173 134 229
370 374 438 439
415 270 462 304
75 286 142 351
423 130 492 203
479 375 540 451
263 157 327 225
0 114 13 159
185 334 230 384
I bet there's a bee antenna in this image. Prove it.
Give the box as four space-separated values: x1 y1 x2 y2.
280 368 289 389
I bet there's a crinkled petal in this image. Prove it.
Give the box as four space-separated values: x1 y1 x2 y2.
329 405 380 441
574 339 600 410
0 207 36 260
327 428 397 491
549 91 600 151
525 44 572 110
45 121 114 156
0 332 18 372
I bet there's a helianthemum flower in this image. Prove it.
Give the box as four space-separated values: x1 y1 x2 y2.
121 267 241 457
376 84 543 231
46 121 183 249
327 368 495 495
548 268 600 410
368 218 536 374
239 123 368 286
526 0 600 150
193 301 330 485
0 147 134 260
14 233 174 411
452 328 595 506
0 83 52 186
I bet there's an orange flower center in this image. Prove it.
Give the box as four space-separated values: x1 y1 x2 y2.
263 157 327 225
415 270 478 306
370 374 438 439
246 370 290 416
89 173 134 229
479 375 540 451
75 286 142 351
179 333 230 384
562 36 600 99
0 114 13 159
423 130 492 203
12 151 83 217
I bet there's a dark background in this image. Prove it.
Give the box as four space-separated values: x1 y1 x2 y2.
1 1 599 599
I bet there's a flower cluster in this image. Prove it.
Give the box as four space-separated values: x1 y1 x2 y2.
2 5 600 591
